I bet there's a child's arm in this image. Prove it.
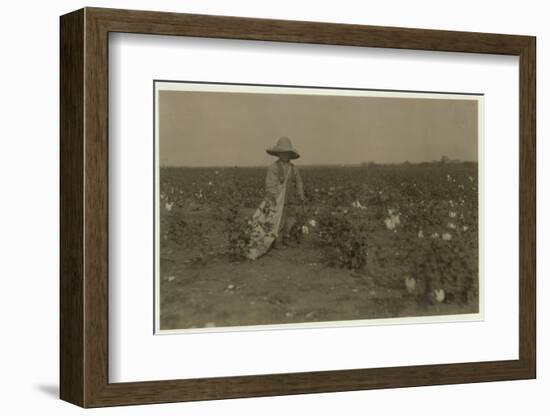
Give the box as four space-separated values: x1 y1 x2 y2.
294 165 305 202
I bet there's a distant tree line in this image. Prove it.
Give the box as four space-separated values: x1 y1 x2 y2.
360 155 475 167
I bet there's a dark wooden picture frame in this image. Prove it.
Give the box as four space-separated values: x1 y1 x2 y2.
60 7 536 408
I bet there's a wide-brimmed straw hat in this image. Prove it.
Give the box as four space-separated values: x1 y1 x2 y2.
266 136 300 159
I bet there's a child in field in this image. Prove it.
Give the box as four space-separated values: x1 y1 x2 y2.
246 137 305 259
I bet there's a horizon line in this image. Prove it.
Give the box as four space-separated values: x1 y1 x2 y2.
159 160 478 168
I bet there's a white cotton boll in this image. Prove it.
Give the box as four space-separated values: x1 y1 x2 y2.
433 289 446 303
392 214 400 226
308 219 317 227
165 202 174 211
462 225 469 232
418 230 424 239
302 225 309 234
442 232 452 241
431 232 440 239
385 214 400 231
404 275 416 294
352 200 366 209
449 211 457 218
447 222 456 230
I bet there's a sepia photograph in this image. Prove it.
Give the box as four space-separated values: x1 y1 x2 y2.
154 81 482 333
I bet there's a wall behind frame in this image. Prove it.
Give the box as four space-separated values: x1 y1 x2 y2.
0 0 545 415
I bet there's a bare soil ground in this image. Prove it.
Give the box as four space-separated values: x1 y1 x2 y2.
159 242 476 331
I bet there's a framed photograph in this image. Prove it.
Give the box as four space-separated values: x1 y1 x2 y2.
60 7 536 408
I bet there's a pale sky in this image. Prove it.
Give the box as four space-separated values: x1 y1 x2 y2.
158 89 478 167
